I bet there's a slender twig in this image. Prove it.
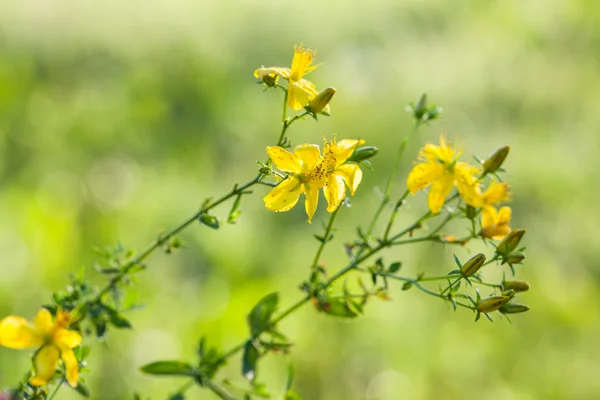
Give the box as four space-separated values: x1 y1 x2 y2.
47 379 64 400
205 380 236 400
310 207 340 270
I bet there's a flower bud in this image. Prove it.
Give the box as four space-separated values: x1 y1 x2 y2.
460 253 486 277
476 295 510 313
502 251 525 265
306 87 336 115
261 73 279 88
499 303 530 314
483 146 510 174
502 280 530 292
465 205 477 219
496 229 526 254
348 146 379 163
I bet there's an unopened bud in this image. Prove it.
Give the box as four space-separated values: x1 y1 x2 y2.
503 280 530 292
306 87 336 115
476 295 510 313
465 205 477 219
261 73 279 87
460 253 486 277
496 229 526 254
499 303 530 314
483 146 510 174
502 251 525 265
348 146 379 163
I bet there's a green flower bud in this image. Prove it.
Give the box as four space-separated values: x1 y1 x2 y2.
502 252 525 265
502 280 530 292
348 146 379 163
306 87 336 115
496 229 526 254
476 295 510 313
499 303 530 314
460 253 486 277
465 205 477 219
261 73 279 87
483 146 510 174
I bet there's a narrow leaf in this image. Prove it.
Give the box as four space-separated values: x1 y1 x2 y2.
242 341 260 381
140 361 197 377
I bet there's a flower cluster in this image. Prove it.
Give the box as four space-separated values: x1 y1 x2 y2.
407 136 514 240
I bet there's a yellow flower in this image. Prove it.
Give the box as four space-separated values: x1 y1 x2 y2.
254 44 319 110
264 137 364 222
481 180 512 239
407 135 482 213
0 309 81 387
321 136 364 212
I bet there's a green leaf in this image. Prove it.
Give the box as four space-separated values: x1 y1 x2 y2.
73 380 90 398
199 214 220 229
319 298 358 318
402 282 413 291
242 341 260 381
388 262 402 273
248 292 279 336
168 394 185 400
140 361 197 377
103 305 133 329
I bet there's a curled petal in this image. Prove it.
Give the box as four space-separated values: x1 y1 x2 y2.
407 163 444 194
304 184 319 223
55 330 82 351
324 174 346 212
483 181 511 205
254 67 290 79
30 345 60 386
264 177 303 212
333 139 365 167
61 349 79 387
498 206 512 225
335 164 362 195
0 316 43 349
455 162 483 207
427 172 454 213
293 144 321 170
266 146 302 174
287 80 316 110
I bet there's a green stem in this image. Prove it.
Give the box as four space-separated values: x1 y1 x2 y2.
205 380 236 400
441 277 462 294
47 379 64 400
383 189 410 241
310 207 340 270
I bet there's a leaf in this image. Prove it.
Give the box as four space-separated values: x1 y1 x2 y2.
242 341 260 381
103 305 133 329
168 394 185 400
402 282 413 291
199 214 220 229
140 361 197 377
73 380 90 398
319 298 358 318
453 254 462 268
388 262 402 273
247 292 279 336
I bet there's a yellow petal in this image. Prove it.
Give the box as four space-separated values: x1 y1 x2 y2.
264 177 303 212
324 174 346 212
497 206 512 225
483 180 511 205
33 309 53 333
482 205 498 228
335 164 363 195
406 162 444 194
54 329 82 351
304 184 319 223
333 139 365 167
287 80 315 110
293 144 321 170
253 67 290 79
30 345 60 386
455 162 483 207
289 45 316 80
266 146 302 174
427 173 454 213
0 316 43 349
61 349 79 387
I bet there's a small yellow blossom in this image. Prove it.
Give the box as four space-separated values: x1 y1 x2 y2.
0 309 81 387
407 135 482 213
254 44 320 110
264 137 364 222
481 180 512 239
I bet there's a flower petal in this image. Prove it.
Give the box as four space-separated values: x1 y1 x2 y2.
498 206 512 225
287 81 315 110
427 172 454 213
0 316 43 349
55 330 82 351
407 162 444 194
254 67 290 79
33 309 53 333
61 349 79 387
333 139 364 167
482 205 498 228
264 177 303 212
304 184 319 223
30 345 60 386
266 146 302 174
455 162 483 207
324 174 346 212
335 164 363 195
293 144 321 170
483 181 511 205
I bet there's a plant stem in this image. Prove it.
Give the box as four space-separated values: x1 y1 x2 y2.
47 379 64 400
310 207 340 270
205 380 236 400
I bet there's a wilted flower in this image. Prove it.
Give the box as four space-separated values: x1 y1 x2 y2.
407 135 482 213
255 44 320 110
0 309 81 387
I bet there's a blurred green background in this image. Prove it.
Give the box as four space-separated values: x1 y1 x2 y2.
1 0 599 399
